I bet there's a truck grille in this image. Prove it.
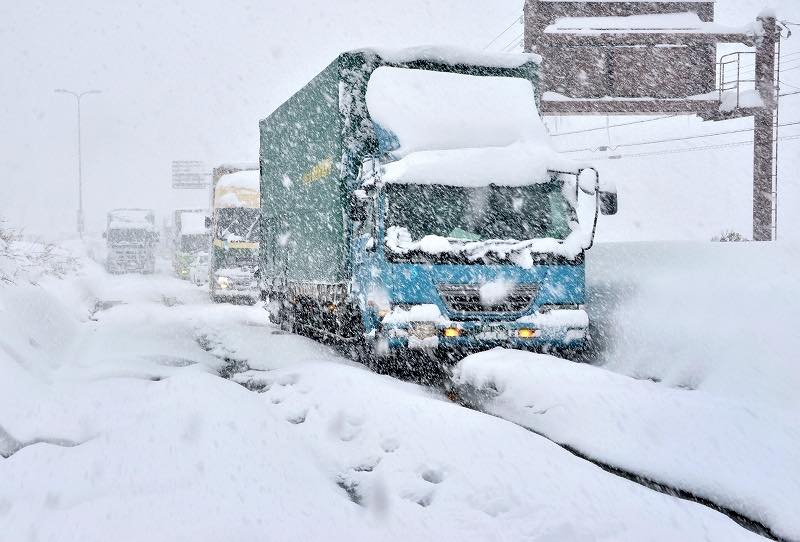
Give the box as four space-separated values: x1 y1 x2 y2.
437 283 538 314
110 248 148 269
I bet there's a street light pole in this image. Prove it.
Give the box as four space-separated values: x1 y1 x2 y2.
54 88 101 239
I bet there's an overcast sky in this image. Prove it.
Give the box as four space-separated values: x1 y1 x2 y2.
2 0 798 241
1 0 519 236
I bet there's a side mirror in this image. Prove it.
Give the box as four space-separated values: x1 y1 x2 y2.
578 168 598 195
600 191 618 215
102 231 107 239
204 216 212 228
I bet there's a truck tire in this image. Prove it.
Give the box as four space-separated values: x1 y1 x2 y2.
279 297 296 333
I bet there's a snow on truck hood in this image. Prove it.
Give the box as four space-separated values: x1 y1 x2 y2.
385 226 586 264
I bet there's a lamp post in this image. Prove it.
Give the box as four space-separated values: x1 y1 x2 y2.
54 88 101 239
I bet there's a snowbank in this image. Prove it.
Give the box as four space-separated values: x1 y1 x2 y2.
455 240 800 540
454 350 800 540
587 241 800 404
0 241 762 541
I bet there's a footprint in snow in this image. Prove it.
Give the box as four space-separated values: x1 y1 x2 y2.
421 468 445 485
380 437 399 453
285 409 308 425
352 456 381 472
329 411 364 442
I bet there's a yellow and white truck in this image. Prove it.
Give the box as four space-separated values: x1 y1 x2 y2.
208 163 260 303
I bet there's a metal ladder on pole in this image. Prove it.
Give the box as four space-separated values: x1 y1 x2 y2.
771 36 781 240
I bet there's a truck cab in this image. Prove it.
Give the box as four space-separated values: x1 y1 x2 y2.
208 166 260 303
104 208 159 274
351 167 614 358
172 209 210 280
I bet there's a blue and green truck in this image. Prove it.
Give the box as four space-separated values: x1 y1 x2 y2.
259 47 616 364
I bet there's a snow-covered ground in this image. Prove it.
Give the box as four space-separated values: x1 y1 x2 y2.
0 239 776 541
455 240 800 540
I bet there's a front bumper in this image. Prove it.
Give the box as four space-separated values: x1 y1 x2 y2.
212 271 259 301
213 288 259 300
380 310 588 352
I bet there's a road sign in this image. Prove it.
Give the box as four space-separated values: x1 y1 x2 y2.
172 161 211 189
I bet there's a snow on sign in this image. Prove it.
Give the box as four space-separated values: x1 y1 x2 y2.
172 160 211 189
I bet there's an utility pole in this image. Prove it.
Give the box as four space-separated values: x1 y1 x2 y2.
54 88 102 239
752 15 777 241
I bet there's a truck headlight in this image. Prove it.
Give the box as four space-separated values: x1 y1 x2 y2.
216 276 230 289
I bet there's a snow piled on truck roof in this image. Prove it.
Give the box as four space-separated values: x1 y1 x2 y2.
360 45 540 68
367 67 547 159
366 66 582 185
216 170 259 191
107 209 156 231
381 143 584 186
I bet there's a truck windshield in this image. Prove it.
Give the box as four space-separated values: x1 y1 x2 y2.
180 234 209 253
216 208 259 242
385 182 573 245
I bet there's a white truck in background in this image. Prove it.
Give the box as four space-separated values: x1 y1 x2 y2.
104 208 159 274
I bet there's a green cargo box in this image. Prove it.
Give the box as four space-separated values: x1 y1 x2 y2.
259 49 540 289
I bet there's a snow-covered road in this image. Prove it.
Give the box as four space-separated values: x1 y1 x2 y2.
1 241 794 541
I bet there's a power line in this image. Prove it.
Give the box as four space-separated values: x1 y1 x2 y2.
499 32 524 52
483 16 522 50
561 120 800 153
503 39 524 52
781 80 800 90
577 134 800 160
737 50 800 71
550 115 679 136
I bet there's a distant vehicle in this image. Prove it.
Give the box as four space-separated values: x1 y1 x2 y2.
172 209 210 280
104 208 159 274
258 48 617 366
188 252 210 286
208 164 260 303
